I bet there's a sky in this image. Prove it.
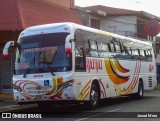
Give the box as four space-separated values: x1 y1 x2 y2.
75 0 160 17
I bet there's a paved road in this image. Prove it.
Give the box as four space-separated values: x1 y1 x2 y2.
1 90 160 121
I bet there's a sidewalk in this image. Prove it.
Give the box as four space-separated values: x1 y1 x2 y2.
0 93 37 112
0 93 13 99
155 84 160 91
0 93 15 107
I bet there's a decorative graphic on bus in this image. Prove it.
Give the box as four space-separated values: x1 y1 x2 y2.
18 63 29 69
104 59 142 96
111 59 129 73
23 47 57 53
104 59 130 84
77 80 91 100
99 79 106 98
114 61 141 96
12 78 74 100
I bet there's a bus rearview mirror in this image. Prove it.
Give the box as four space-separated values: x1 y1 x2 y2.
3 41 15 59
65 43 72 54
65 34 74 54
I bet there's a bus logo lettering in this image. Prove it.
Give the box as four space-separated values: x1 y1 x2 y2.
149 64 154 72
86 58 102 72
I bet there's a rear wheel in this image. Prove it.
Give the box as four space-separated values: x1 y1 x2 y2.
135 81 144 99
88 84 99 109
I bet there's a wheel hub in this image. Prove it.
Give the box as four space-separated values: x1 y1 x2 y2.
91 89 98 105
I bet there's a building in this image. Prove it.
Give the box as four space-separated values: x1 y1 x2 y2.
77 5 160 39
76 5 160 83
0 0 80 93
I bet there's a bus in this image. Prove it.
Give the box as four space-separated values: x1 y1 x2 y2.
3 22 157 109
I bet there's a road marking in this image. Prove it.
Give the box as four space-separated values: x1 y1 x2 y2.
107 108 121 112
74 108 121 121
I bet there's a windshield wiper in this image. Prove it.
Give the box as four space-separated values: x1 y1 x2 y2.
39 61 55 76
46 63 55 76
23 52 36 78
23 67 31 78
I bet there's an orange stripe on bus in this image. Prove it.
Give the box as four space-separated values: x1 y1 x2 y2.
77 80 91 100
105 60 129 84
113 59 129 73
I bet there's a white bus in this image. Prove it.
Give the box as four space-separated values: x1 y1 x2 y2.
3 22 157 109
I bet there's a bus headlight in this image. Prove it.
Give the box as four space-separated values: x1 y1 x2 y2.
13 87 23 93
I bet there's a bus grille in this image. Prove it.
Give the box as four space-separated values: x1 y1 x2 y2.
148 77 152 87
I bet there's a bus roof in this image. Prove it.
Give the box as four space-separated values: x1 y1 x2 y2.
21 22 152 49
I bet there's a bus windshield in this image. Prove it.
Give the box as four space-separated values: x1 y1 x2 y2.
15 32 72 75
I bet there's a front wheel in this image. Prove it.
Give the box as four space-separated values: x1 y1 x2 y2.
88 84 99 109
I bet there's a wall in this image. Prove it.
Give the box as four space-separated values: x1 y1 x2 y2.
44 0 74 9
76 6 89 26
100 16 137 37
0 46 15 93
0 31 19 93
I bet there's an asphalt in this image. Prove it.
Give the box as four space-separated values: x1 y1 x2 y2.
0 84 160 113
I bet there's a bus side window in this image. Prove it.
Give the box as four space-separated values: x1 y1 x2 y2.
144 50 148 61
148 50 152 61
90 40 97 50
88 40 99 57
75 29 87 71
99 42 109 52
110 43 115 52
139 49 145 60
98 42 110 57
114 41 122 58
122 45 132 59
75 47 86 71
115 44 121 53
121 45 126 54
132 49 139 60
128 47 132 55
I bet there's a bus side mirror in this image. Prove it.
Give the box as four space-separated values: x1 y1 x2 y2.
65 43 72 54
65 34 74 54
3 41 15 59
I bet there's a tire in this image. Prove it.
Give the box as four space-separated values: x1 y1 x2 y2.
88 84 99 109
135 81 144 100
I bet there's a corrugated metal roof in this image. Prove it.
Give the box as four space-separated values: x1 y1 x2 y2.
85 5 160 21
85 5 142 16
0 0 81 31
0 0 23 30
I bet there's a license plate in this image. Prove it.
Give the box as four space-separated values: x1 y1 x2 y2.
36 95 43 100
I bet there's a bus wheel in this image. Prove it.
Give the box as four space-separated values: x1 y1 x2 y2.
135 81 144 99
88 84 99 109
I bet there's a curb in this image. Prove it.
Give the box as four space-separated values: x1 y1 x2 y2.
155 84 160 90
0 104 37 113
0 93 13 99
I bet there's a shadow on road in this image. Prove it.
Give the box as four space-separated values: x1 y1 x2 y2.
21 95 156 118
